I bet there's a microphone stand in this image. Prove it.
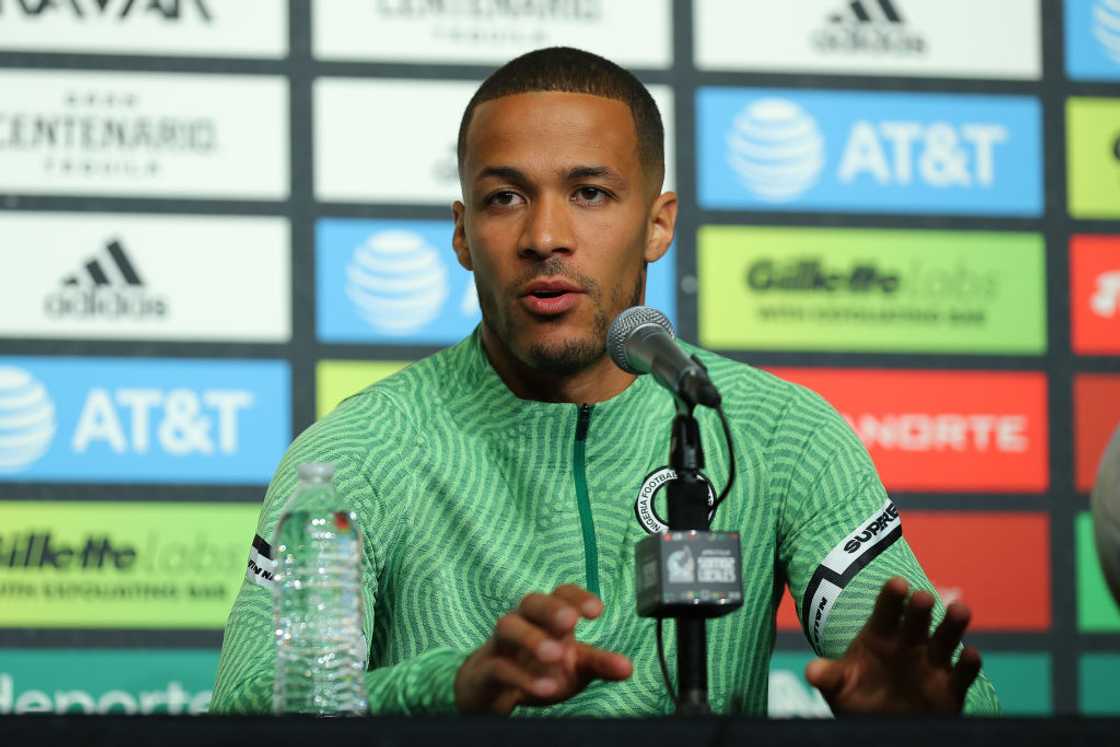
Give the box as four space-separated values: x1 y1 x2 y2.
665 399 712 716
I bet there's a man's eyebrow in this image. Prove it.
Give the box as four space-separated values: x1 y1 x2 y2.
473 164 628 189
567 165 626 185
474 165 528 184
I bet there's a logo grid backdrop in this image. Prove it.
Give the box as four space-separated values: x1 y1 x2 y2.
0 0 1117 717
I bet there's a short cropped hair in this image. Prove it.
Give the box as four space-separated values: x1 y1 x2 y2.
457 46 665 190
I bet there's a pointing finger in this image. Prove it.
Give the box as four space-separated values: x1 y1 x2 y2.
928 603 971 667
488 656 558 700
805 657 846 699
552 584 604 619
493 613 563 663
518 593 580 636
574 642 633 682
900 590 935 647
867 577 909 638
950 646 982 701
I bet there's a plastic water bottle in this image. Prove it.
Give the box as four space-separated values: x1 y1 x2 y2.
273 463 368 715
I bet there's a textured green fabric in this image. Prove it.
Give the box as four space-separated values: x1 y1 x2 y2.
211 330 999 716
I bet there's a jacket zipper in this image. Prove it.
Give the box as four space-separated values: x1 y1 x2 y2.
572 404 600 597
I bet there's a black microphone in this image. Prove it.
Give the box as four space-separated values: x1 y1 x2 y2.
607 306 721 408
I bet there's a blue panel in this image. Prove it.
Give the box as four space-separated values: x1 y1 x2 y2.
0 358 289 484
1066 0 1120 81
697 88 1043 216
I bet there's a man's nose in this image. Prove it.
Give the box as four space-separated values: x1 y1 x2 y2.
519 193 575 259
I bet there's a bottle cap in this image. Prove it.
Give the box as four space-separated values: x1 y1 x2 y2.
297 462 335 483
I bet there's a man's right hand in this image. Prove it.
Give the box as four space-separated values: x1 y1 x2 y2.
453 584 633 715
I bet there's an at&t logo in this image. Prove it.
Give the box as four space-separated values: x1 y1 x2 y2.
73 387 252 457
726 98 824 202
0 374 256 474
1094 0 1120 63
725 97 1011 203
0 368 55 473
345 230 477 336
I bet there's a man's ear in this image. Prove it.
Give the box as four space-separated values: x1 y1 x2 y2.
451 200 473 271
643 191 678 263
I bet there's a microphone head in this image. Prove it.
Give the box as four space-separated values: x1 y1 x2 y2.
607 306 675 374
1091 423 1120 607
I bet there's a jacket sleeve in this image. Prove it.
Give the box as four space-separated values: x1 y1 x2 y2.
774 385 1000 716
209 393 469 715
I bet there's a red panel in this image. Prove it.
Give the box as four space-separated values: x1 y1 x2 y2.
767 368 1049 493
1074 374 1120 492
1071 235 1120 355
776 512 1051 633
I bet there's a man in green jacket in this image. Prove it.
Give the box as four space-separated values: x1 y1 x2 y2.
212 46 998 717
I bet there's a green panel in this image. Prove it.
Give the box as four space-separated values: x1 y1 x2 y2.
0 502 259 628
769 651 1044 716
980 653 1051 715
1067 98 1120 219
0 649 218 714
768 652 831 718
316 360 409 418
1080 654 1120 715
698 227 1047 354
1076 512 1120 631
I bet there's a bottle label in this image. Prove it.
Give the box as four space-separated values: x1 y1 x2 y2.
245 534 276 590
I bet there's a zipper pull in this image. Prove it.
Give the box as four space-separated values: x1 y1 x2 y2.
576 404 592 441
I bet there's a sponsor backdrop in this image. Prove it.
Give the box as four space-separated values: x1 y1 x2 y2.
0 0 1117 718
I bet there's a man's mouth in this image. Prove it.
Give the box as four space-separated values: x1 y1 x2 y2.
519 279 585 315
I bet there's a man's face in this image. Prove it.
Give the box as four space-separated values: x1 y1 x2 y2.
453 91 675 376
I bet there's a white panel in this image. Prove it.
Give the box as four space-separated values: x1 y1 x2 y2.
0 0 287 58
0 71 289 199
694 0 1041 80
0 213 290 342
313 0 672 68
314 79 675 205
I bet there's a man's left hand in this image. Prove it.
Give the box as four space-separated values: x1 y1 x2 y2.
804 576 982 714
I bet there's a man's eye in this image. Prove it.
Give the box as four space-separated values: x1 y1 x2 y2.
487 191 523 207
575 187 608 204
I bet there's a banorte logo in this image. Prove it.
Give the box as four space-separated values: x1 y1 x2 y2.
1094 0 1120 63
767 368 1049 493
345 230 451 335
726 98 824 202
0 367 55 473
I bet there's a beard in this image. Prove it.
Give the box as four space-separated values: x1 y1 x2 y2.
477 257 645 377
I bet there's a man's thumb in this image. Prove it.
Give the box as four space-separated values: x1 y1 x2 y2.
805 657 846 697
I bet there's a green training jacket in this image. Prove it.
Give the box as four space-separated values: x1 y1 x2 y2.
211 330 999 716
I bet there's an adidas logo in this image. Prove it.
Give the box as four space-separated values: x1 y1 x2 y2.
813 0 926 55
44 239 168 320
828 0 904 26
